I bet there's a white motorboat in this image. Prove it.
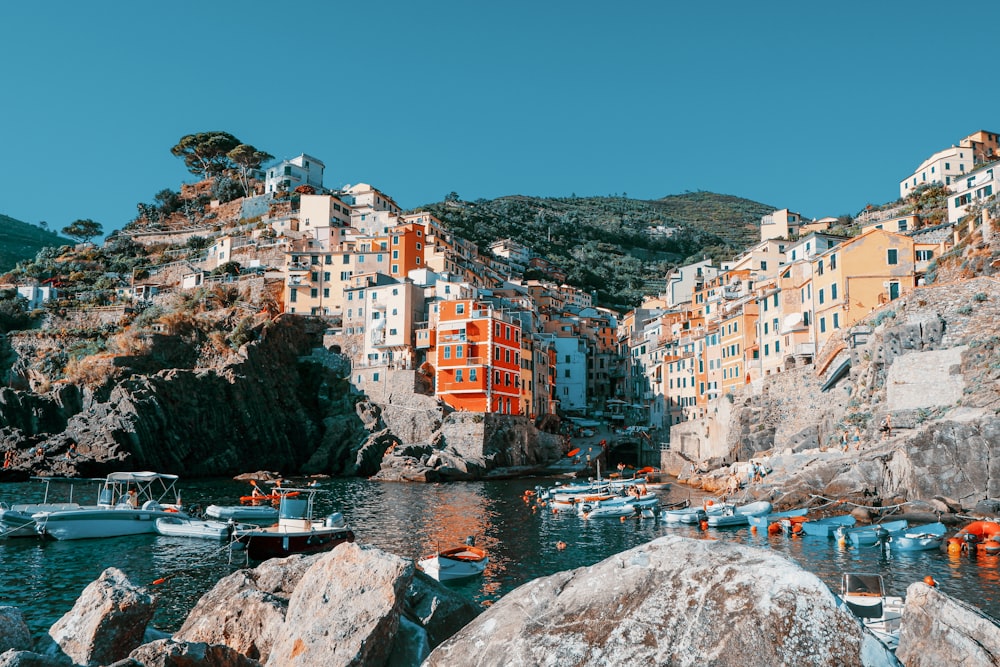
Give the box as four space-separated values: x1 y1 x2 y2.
706 501 773 527
839 573 904 658
580 492 658 518
32 471 187 541
418 537 488 581
231 488 354 560
155 516 247 540
205 504 279 522
0 477 102 538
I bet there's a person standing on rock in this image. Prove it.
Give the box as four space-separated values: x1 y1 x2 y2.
852 427 861 450
878 414 892 440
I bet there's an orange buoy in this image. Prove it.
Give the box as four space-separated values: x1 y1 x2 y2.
768 522 782 536
923 576 937 587
151 578 167 585
947 537 964 554
700 520 708 530
556 541 567 550
750 525 757 534
620 516 627 523
982 539 1000 555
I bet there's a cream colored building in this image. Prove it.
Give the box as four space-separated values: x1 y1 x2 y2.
899 145 972 199
759 209 802 242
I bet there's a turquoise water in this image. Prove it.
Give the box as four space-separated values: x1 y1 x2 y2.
2 477 999 642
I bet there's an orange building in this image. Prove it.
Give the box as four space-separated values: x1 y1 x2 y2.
435 299 523 414
388 221 426 279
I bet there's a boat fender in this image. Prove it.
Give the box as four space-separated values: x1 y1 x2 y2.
924 576 937 587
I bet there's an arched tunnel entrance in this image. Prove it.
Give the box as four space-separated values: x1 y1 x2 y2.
606 439 640 469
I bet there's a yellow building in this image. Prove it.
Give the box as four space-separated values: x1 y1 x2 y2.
811 229 915 352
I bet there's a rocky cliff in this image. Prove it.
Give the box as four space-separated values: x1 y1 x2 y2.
0 316 369 480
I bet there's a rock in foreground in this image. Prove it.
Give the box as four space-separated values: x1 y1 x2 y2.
426 535 864 667
897 581 1000 666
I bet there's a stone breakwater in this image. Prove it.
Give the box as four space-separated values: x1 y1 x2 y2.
2 538 998 666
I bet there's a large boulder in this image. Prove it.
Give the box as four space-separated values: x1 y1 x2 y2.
426 535 865 667
264 543 413 667
124 638 262 667
174 554 317 662
896 581 1000 666
42 568 154 666
404 571 480 649
0 608 32 654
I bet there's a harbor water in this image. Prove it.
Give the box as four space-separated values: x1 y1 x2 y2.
2 476 999 642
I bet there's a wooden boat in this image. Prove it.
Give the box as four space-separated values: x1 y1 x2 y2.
887 522 947 552
418 538 488 581
32 472 187 541
747 507 809 529
155 516 250 540
947 520 1000 554
838 573 903 658
838 520 908 548
799 514 856 537
231 488 354 560
706 501 773 527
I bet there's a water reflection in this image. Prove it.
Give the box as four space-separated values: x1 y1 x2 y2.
4 476 1000 640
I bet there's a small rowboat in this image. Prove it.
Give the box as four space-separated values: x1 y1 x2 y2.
838 519 908 548
567 448 581 457
800 514 856 537
418 538 488 581
888 522 947 552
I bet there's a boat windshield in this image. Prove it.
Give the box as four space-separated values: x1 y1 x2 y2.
843 573 885 597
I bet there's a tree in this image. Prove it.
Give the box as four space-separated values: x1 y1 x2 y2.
170 132 242 180
62 219 103 244
227 144 273 197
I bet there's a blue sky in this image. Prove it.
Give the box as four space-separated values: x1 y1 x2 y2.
3 1 997 238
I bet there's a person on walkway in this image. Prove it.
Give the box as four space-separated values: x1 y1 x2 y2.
752 462 764 484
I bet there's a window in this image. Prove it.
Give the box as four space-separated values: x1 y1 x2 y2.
310 288 318 298
469 368 477 382
887 249 898 265
833 313 840 329
916 249 934 261
392 250 399 259
456 303 465 315
456 346 464 358
564 369 570 377
830 253 837 269
391 265 398 273
455 369 463 383
443 347 451 359
760 260 767 270
819 289 825 305
818 260 824 276
820 317 827 333
831 283 838 300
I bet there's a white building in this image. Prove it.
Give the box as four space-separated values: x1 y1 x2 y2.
947 164 999 224
265 154 325 194
899 146 972 199
15 285 56 309
664 259 720 309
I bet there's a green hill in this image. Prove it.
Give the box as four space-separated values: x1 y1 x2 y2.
417 192 774 309
0 214 73 272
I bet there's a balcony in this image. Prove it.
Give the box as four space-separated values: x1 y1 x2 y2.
439 330 467 343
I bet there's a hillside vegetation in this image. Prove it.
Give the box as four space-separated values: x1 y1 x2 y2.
0 215 72 272
420 192 774 308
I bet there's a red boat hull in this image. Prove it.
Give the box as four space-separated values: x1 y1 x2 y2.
239 528 355 560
